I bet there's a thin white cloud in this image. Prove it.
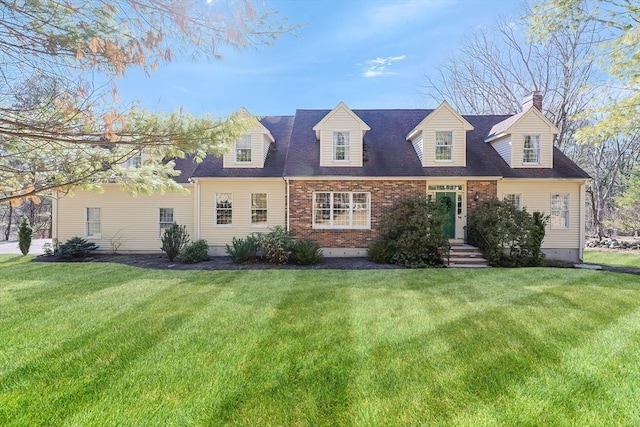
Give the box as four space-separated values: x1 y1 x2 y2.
367 0 452 28
363 55 407 78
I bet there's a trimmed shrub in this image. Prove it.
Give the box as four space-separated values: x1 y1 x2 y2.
226 236 258 263
367 240 393 264
293 239 323 265
161 223 189 262
43 239 57 256
467 199 548 267
56 237 99 260
255 226 294 265
181 239 210 264
18 216 33 255
376 196 450 268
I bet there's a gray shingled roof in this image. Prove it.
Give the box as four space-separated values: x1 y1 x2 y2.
173 115 294 181
175 109 590 181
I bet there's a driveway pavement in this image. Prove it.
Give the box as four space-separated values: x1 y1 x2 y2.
0 239 52 255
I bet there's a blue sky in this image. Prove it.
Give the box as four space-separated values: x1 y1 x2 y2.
117 0 520 117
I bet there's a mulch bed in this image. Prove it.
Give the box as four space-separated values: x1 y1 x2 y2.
34 253 403 270
34 251 640 275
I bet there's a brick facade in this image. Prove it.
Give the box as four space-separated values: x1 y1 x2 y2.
288 180 425 248
466 180 498 215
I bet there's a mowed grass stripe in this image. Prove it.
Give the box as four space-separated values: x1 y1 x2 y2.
1 256 639 426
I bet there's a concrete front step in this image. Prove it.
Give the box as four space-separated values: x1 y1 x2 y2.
446 244 489 267
449 252 484 258
449 264 490 268
448 257 488 264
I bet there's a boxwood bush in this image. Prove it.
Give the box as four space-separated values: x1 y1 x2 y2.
181 239 210 264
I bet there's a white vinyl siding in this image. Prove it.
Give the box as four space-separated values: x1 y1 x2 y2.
198 179 286 247
509 111 554 168
215 193 233 226
159 208 174 237
316 104 367 167
491 137 512 167
56 186 194 253
523 134 541 164
85 207 101 238
551 194 570 229
497 180 580 249
418 106 468 167
333 132 350 161
411 135 424 163
313 192 370 229
435 131 453 161
223 129 272 168
263 136 270 162
251 193 268 226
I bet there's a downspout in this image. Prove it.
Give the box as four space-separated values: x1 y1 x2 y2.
193 179 201 240
579 181 586 262
284 177 290 232
52 191 59 243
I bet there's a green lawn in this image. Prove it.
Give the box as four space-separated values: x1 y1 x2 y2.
1 255 639 426
584 249 640 268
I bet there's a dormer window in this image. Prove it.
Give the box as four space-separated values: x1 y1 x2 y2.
333 132 350 161
435 131 453 161
235 135 252 163
523 135 541 164
125 153 142 168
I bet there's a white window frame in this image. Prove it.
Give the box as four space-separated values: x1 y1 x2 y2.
251 193 268 227
159 208 174 238
551 194 570 229
313 192 370 229
435 131 453 161
333 132 350 161
523 134 541 164
215 193 233 226
504 193 522 210
235 134 252 163
125 153 142 168
85 207 101 238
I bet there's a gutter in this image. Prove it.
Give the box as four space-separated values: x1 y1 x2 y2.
484 133 506 143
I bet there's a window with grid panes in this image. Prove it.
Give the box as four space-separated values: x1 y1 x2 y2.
216 193 233 225
435 131 453 161
251 193 267 225
313 192 369 229
551 194 570 228
159 208 174 237
523 135 541 164
235 135 252 163
333 132 349 161
86 208 101 238
504 194 522 210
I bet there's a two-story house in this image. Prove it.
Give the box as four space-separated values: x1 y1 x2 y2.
53 93 590 262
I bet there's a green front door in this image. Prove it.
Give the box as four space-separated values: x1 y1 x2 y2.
436 192 456 239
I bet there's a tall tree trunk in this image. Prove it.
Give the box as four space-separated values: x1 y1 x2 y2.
3 203 12 240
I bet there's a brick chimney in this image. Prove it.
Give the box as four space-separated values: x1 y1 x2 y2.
522 91 542 111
